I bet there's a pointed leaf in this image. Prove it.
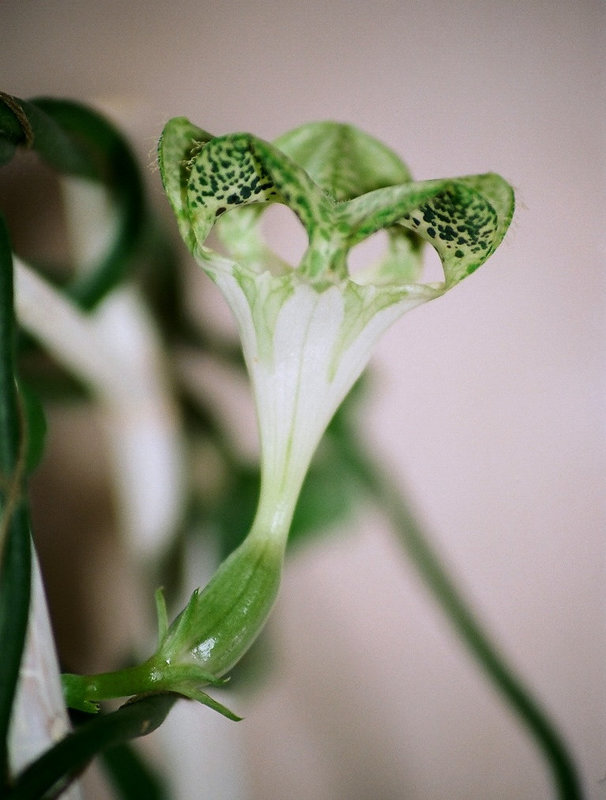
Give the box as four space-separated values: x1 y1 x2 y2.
174 685 242 721
101 742 168 800
154 588 169 645
15 96 149 308
0 93 92 176
18 382 47 476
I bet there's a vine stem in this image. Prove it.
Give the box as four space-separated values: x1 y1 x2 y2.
13 254 184 565
345 438 583 800
6 694 176 800
0 216 32 788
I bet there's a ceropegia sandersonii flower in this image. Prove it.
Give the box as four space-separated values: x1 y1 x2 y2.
62 120 513 719
158 118 513 552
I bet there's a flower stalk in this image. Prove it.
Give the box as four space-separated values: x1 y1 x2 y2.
62 119 514 716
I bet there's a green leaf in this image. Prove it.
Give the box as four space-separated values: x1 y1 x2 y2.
30 97 147 307
0 92 91 175
212 465 259 559
0 93 27 166
17 383 47 476
101 742 169 800
1 94 147 308
169 684 241 721
154 587 169 644
289 448 358 546
0 218 22 478
0 216 32 787
6 695 177 800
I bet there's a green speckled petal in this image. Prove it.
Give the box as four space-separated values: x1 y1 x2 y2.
159 117 514 292
339 173 514 288
250 137 334 236
158 116 214 251
454 173 515 257
185 133 281 249
184 133 334 253
273 121 412 200
398 176 512 286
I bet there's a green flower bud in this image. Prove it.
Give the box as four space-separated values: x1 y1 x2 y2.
63 535 282 719
156 534 282 679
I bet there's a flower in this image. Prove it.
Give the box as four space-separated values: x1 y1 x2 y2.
158 118 514 551
62 120 514 718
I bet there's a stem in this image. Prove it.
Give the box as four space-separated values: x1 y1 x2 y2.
63 533 285 712
13 257 185 563
346 441 583 800
62 663 165 711
0 217 32 787
63 660 235 712
6 694 176 800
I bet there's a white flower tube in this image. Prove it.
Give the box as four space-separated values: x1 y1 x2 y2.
207 260 433 550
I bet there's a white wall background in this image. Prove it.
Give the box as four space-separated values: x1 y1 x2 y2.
1 1 604 798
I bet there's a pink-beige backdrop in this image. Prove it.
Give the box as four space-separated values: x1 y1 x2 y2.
1 1 604 798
